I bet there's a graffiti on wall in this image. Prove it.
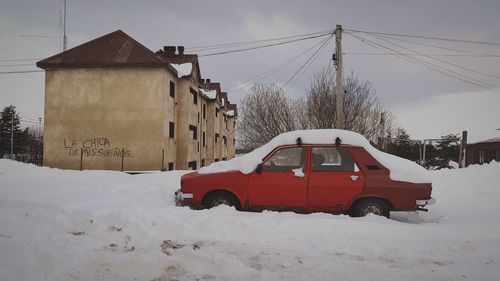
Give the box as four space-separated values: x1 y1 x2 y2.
63 137 132 157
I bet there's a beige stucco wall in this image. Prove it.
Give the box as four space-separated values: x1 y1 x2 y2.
175 78 201 170
43 67 176 171
227 116 236 159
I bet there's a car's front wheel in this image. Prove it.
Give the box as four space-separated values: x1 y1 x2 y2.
351 198 390 218
203 191 240 210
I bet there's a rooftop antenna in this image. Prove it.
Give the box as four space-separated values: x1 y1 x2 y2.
63 0 67 51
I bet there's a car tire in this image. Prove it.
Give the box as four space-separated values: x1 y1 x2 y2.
351 198 390 218
204 191 240 210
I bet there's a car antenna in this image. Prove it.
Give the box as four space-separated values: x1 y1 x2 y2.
335 137 342 146
296 137 303 146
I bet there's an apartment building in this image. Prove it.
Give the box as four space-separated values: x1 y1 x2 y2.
36 30 236 171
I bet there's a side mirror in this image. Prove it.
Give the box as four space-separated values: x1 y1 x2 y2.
255 163 263 174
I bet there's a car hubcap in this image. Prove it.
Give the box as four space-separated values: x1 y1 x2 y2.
361 204 382 216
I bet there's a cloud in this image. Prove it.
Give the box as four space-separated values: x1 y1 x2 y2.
394 90 500 142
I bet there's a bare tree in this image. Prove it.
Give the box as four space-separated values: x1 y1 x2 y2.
237 84 299 149
237 71 396 149
306 68 395 142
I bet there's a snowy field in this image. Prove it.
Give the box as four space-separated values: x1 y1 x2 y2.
1 159 499 281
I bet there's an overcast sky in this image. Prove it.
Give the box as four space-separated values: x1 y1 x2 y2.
1 0 499 142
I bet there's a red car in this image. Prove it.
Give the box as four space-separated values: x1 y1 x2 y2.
175 130 435 217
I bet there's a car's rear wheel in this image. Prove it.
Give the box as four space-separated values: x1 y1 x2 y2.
351 199 390 218
204 191 240 209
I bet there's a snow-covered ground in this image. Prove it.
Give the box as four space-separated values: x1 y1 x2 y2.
0 159 499 281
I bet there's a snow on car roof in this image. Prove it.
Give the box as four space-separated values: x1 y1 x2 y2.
199 129 431 184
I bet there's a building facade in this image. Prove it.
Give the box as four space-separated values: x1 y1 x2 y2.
466 137 500 166
37 30 237 171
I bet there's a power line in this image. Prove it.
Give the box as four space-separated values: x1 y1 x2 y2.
344 52 500 58
0 63 35 67
0 58 42 62
346 32 497 90
0 34 59 38
226 36 332 93
186 29 335 52
280 34 334 90
370 33 500 80
198 33 333 57
0 70 43 75
371 33 496 56
347 32 495 89
345 29 500 46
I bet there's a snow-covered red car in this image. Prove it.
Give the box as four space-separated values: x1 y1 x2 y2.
175 129 435 217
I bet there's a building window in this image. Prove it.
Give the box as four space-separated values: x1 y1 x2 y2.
223 136 227 147
233 138 235 145
215 158 219 162
189 125 197 140
216 108 219 117
215 133 219 143
168 162 174 171
169 81 175 98
222 157 227 161
169 122 175 138
188 161 197 170
198 112 200 123
203 132 206 147
479 150 485 164
198 142 200 152
203 104 206 119
190 87 198 104
201 159 205 167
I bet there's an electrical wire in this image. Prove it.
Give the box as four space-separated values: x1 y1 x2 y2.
345 29 500 46
369 33 500 80
347 32 495 89
0 63 35 67
0 58 42 62
0 70 43 75
225 36 332 93
344 52 500 58
198 33 333 57
186 29 335 52
346 32 497 90
280 34 334 91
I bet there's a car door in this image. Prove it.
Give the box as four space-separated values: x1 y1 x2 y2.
248 146 307 211
307 146 364 212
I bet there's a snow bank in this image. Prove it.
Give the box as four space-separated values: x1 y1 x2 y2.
225 110 235 117
199 129 431 183
170 63 192 78
200 89 217 99
1 160 500 281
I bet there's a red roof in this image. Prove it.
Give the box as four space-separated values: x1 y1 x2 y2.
37 30 174 71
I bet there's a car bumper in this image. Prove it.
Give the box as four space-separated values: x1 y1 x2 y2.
416 197 436 206
174 189 193 206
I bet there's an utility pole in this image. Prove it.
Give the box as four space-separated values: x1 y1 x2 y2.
10 113 14 157
459 130 467 168
63 0 67 51
334 24 344 129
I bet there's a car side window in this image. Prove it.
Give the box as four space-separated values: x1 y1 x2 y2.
262 147 305 172
311 147 355 172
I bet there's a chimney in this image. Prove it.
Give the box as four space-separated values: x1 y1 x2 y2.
206 78 211 83
164 46 176 55
177 46 185 55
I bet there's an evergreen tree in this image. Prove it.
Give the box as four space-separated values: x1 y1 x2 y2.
386 129 420 162
0 105 22 157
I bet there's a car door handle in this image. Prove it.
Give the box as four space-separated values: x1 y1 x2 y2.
350 175 360 181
